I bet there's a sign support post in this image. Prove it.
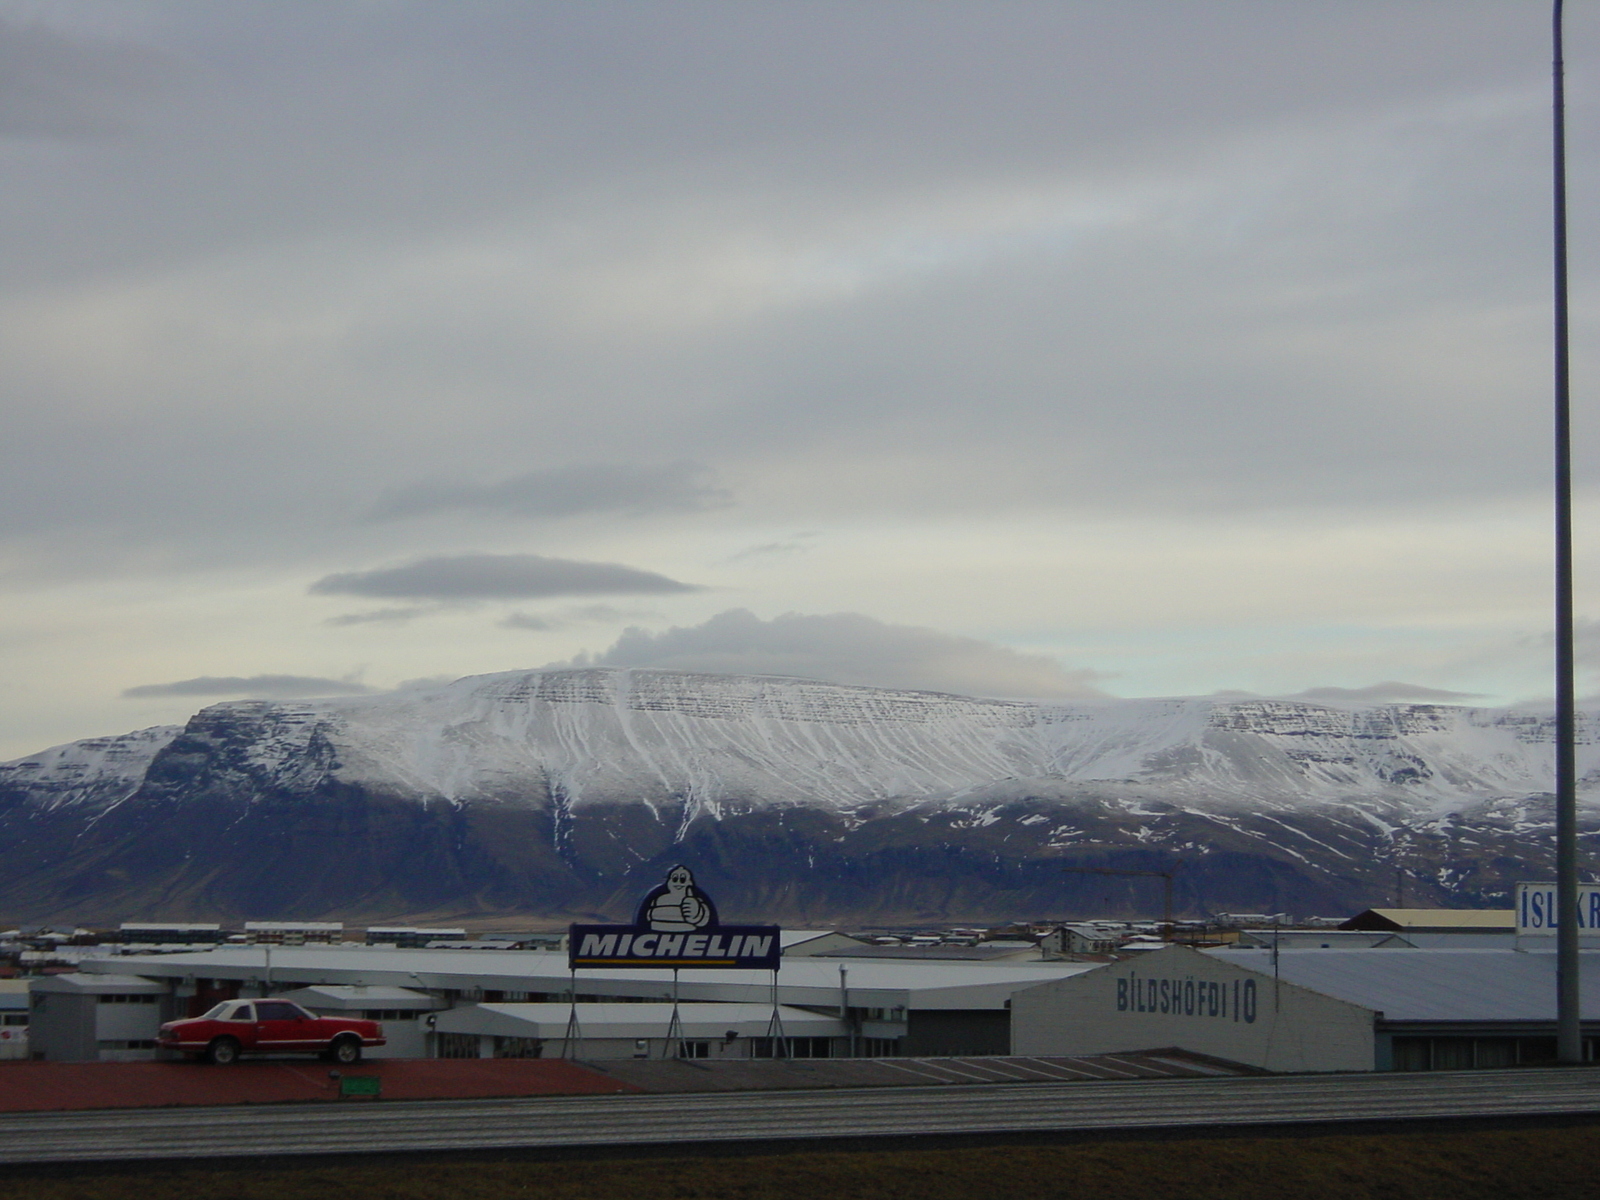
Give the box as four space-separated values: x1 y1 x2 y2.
561 966 583 1059
765 970 788 1058
664 968 684 1059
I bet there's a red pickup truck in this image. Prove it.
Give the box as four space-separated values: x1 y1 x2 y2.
158 999 385 1064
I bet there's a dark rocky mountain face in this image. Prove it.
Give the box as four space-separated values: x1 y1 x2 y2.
2 669 1595 925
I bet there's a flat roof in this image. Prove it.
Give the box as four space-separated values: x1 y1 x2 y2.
77 946 1091 1010
30 973 167 994
1207 947 1600 1023
433 1003 845 1040
273 985 437 1010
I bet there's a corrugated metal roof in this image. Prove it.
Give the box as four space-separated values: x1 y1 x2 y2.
272 985 435 1009
434 1002 844 1040
1206 947 1600 1022
30 973 166 993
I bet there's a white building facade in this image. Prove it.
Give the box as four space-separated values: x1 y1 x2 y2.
1011 945 1376 1073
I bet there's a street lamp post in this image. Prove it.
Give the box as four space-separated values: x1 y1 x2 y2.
1552 0 1582 1065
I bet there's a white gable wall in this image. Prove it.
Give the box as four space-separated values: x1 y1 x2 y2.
1010 946 1375 1073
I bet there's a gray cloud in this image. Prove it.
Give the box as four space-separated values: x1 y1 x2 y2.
310 554 701 601
0 16 168 140
559 608 1106 699
723 533 819 564
324 606 437 627
367 462 730 522
0 2 1578 572
122 674 373 699
500 612 554 631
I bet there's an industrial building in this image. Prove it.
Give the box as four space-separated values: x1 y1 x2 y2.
1011 945 1600 1072
363 927 469 948
26 945 1089 1063
1337 908 1517 947
28 972 169 1063
0 979 29 1061
428 1003 846 1061
241 921 344 945
119 923 224 945
1011 945 1374 1072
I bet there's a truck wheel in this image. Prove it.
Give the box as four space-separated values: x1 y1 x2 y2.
330 1036 362 1065
205 1037 241 1065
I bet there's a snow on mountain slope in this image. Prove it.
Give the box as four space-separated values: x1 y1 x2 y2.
0 725 182 813
4 669 1591 819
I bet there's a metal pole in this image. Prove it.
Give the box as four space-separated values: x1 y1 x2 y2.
839 964 853 1058
1553 0 1583 1065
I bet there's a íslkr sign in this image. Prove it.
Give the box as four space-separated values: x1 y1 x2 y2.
1515 881 1600 935
568 865 782 970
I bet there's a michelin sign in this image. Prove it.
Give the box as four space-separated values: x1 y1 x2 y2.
568 865 782 970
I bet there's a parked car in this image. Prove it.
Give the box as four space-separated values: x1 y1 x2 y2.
158 999 385 1064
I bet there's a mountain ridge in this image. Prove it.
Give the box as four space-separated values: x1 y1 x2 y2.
2 668 1595 925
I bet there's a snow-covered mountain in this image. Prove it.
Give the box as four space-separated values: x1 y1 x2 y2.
2 668 1594 924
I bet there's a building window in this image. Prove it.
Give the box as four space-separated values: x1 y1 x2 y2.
1 1014 28 1027
1392 1036 1562 1071
858 1037 900 1057
435 1033 481 1059
97 1040 157 1050
96 995 157 1004
676 1040 709 1059
493 1036 543 1059
750 1037 831 1059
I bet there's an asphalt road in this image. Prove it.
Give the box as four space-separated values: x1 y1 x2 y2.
4 1066 1600 1165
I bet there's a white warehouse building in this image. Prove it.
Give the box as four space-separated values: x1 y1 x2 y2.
1011 945 1600 1073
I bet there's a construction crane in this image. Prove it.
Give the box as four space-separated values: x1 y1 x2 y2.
1063 864 1183 940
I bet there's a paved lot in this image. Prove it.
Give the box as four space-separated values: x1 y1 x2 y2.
3 1066 1600 1165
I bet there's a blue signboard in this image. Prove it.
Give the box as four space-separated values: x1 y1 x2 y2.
1516 881 1600 935
568 865 781 970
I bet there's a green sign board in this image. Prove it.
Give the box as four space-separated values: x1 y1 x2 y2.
339 1075 381 1099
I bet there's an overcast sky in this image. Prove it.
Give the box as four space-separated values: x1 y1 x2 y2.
5 0 1600 757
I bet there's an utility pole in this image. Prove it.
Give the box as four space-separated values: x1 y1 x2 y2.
1553 0 1582 1065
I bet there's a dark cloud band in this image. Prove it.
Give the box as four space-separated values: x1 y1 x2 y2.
310 553 701 601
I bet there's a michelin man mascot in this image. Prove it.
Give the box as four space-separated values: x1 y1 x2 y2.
644 865 715 932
